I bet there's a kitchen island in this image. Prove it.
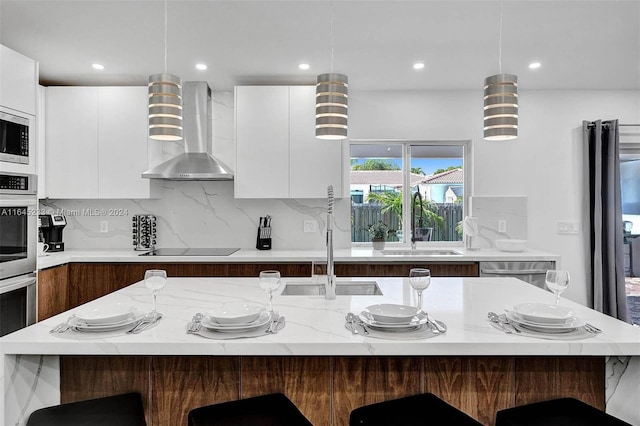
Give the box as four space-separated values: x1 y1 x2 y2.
2 276 638 425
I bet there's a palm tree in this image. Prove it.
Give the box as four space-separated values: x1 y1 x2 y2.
411 167 425 175
366 190 444 231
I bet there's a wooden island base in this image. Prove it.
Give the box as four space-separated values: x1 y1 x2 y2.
60 355 604 426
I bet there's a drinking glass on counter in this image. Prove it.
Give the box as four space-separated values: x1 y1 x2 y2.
259 270 282 313
409 268 431 313
545 270 570 305
144 269 167 316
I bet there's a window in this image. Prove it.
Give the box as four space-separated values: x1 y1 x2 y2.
350 140 471 245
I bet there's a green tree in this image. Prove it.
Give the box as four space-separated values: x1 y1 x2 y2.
352 159 400 171
433 165 462 175
411 167 425 175
366 191 444 230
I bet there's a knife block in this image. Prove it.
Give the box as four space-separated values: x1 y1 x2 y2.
256 226 272 250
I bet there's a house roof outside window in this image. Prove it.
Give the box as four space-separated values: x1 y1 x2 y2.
422 168 463 184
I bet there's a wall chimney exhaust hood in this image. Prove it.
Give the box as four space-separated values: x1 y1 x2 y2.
142 81 234 180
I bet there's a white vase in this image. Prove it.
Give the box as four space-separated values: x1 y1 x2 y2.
372 239 385 250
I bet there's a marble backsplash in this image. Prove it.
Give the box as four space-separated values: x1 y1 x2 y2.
39 182 351 250
469 196 528 249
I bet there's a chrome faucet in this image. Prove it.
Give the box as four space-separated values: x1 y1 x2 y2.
325 185 336 299
411 191 424 250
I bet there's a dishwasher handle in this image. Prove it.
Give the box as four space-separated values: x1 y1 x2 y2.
480 269 549 276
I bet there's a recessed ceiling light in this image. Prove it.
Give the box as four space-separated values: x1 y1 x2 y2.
92 63 104 70
413 62 425 70
195 63 207 71
298 63 310 70
528 61 542 70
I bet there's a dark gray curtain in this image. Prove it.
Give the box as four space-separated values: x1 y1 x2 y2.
583 119 629 322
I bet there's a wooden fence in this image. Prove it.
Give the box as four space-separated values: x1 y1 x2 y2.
351 203 463 242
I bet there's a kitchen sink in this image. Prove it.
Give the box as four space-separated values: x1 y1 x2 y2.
281 281 383 296
380 249 463 256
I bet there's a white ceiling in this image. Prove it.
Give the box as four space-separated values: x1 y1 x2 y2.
1 0 640 91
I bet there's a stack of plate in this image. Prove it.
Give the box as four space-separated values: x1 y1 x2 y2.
359 303 429 332
201 302 270 333
506 303 584 334
71 303 143 332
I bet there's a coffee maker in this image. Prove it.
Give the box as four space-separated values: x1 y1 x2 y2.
39 214 67 252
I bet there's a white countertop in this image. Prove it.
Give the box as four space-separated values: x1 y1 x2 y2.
2 276 637 356
36 247 560 270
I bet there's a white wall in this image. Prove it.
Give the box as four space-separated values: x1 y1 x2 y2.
43 88 640 306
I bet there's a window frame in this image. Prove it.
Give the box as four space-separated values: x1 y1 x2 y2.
349 139 473 247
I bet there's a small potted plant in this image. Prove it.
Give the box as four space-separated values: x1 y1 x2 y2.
368 221 389 250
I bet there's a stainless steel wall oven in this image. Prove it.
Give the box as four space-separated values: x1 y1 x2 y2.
0 172 37 336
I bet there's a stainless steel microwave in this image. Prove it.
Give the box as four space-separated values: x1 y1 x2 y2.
0 108 30 165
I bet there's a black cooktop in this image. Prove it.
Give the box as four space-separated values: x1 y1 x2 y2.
139 248 240 256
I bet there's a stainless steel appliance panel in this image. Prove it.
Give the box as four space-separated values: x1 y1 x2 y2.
0 172 37 280
479 261 555 289
0 271 36 337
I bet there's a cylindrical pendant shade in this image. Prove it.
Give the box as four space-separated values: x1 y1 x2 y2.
316 73 348 140
148 74 183 141
483 73 518 141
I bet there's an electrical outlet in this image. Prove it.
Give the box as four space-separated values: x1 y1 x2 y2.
303 220 318 233
497 220 507 233
100 221 109 233
557 221 580 235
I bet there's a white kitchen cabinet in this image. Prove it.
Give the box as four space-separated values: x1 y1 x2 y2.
235 86 289 198
45 87 99 198
234 86 344 199
97 87 151 198
0 45 38 115
45 86 157 199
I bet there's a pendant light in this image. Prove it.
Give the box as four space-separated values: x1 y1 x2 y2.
316 0 348 140
148 0 183 141
483 2 518 141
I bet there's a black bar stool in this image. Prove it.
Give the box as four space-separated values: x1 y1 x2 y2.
188 393 313 426
26 392 146 426
349 393 482 425
495 397 632 426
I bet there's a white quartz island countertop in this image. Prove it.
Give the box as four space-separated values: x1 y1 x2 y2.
36 247 560 269
2 276 638 356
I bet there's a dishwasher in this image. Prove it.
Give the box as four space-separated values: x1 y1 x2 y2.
479 261 555 289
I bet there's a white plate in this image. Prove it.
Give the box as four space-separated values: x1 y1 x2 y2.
75 303 136 325
506 311 584 328
512 303 575 324
202 310 272 331
70 311 145 332
362 304 419 324
359 312 429 330
506 311 583 333
207 302 265 325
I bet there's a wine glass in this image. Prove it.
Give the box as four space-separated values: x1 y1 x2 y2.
545 270 570 305
259 270 282 313
409 268 431 313
144 269 167 316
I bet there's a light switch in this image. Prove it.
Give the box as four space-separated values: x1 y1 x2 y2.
557 221 580 234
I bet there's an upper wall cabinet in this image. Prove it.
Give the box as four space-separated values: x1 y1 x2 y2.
45 86 159 199
234 86 345 199
0 45 38 115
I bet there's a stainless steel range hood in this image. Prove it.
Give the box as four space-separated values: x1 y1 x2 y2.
142 81 234 180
